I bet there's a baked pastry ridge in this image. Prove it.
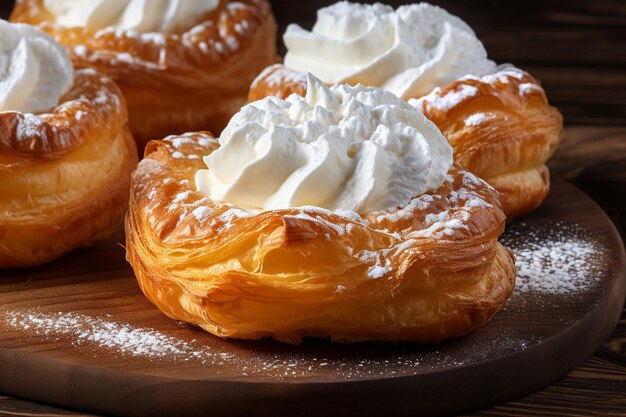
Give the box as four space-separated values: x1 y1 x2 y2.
126 76 515 344
11 0 278 149
412 68 563 219
0 20 137 268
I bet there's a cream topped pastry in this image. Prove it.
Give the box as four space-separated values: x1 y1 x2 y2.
14 0 277 147
283 1 496 99
196 74 453 214
0 19 73 114
42 0 220 34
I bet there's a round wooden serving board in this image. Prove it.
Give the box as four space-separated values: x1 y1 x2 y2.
0 179 624 417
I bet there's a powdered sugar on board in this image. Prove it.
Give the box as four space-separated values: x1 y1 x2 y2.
1 308 537 379
4 311 232 364
501 221 604 295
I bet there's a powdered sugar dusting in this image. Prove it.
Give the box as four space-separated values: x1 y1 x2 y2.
425 84 478 111
252 64 308 92
411 66 532 113
287 209 347 236
367 262 392 279
172 190 193 204
15 114 47 142
518 82 542 95
501 221 603 295
464 113 486 126
166 136 198 149
215 207 255 230
191 206 213 221
1 307 541 379
5 311 228 363
267 67 307 87
375 172 490 240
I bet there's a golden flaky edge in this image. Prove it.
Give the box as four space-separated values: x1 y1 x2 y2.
12 0 278 149
125 132 515 344
248 64 564 220
0 68 138 268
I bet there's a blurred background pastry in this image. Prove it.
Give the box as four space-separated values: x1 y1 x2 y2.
0 20 137 268
11 0 278 151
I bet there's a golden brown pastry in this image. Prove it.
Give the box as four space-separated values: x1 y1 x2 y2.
126 133 515 344
11 0 278 150
126 78 515 344
413 69 563 220
249 64 563 220
0 21 137 268
249 64 307 102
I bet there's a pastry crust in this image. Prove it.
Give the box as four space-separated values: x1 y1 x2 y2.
0 68 137 268
415 70 563 220
248 64 308 103
11 0 278 150
125 132 515 344
248 64 564 220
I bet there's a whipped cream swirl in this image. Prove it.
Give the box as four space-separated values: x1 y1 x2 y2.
195 74 453 214
0 20 73 114
43 0 219 34
284 2 496 99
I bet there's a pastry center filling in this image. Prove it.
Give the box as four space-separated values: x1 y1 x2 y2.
0 20 73 114
43 0 220 34
195 74 453 214
283 1 496 99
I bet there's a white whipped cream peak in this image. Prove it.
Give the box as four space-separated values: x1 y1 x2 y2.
43 0 219 34
284 1 496 100
195 73 453 214
0 20 73 114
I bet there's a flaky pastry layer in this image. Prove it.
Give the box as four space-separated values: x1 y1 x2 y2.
12 0 278 149
0 68 138 268
248 64 564 220
125 132 515 344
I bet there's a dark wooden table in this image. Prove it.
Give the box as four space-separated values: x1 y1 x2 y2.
1 1 625 416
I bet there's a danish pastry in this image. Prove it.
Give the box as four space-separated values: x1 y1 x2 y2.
0 20 137 268
11 0 278 150
248 2 564 219
126 75 515 344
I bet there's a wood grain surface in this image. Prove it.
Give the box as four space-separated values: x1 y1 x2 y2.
1 0 625 416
